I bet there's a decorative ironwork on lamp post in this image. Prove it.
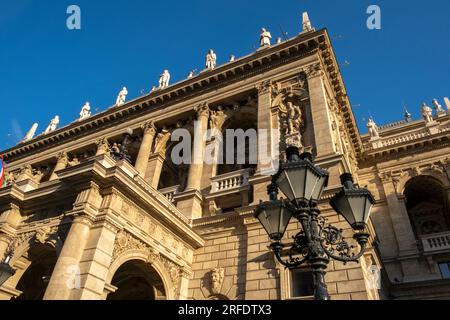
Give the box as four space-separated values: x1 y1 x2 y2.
255 146 375 300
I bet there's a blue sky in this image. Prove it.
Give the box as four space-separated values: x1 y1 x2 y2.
1 0 449 151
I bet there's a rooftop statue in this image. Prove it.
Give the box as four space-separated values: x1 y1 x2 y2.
116 87 128 106
444 97 450 112
421 102 434 124
79 102 92 120
44 116 60 134
432 99 446 117
302 12 314 32
22 123 38 143
260 28 272 47
205 49 217 70
367 118 379 139
159 70 170 89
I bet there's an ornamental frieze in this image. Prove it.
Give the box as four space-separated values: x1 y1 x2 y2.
119 199 193 262
4 223 70 259
378 159 450 191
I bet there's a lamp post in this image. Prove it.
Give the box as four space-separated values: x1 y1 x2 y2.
112 128 134 162
255 146 374 300
0 255 16 287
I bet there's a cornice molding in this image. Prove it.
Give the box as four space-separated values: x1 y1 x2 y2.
1 29 361 164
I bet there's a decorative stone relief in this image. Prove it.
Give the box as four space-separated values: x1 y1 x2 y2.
153 128 171 154
304 63 323 79
5 223 70 259
112 230 184 297
257 80 272 95
210 267 225 294
96 137 110 156
209 107 227 131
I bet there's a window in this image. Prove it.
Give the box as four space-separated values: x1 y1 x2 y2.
291 269 315 298
438 262 450 279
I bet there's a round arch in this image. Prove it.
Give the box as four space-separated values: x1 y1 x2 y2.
106 249 176 300
402 175 450 237
7 240 59 300
396 169 450 196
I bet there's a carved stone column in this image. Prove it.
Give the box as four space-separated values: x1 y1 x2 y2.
249 81 277 205
186 103 210 191
256 80 277 176
44 183 102 300
145 153 166 189
305 63 336 158
176 104 209 219
145 128 171 189
43 215 93 300
49 152 69 181
380 173 419 256
73 191 122 300
135 122 157 177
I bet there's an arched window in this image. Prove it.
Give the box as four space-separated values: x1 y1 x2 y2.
404 176 450 237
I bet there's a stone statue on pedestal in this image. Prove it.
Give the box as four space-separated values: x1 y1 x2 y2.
421 102 434 124
302 12 313 33
79 102 92 120
432 99 446 117
284 102 303 148
116 87 128 106
367 118 379 139
260 28 272 47
444 97 450 112
286 102 302 135
205 49 217 70
44 116 60 134
159 70 171 89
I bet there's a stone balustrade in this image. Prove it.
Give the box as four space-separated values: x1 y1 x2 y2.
159 185 180 203
421 231 450 253
210 169 251 194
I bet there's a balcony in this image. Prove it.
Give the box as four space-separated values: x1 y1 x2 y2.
158 185 180 203
210 169 251 195
206 169 253 213
421 232 450 253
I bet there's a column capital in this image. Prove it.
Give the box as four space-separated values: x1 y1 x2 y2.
142 121 157 135
194 102 210 119
304 62 324 79
56 151 69 163
256 80 273 95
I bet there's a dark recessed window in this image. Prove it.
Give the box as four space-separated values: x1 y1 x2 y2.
291 269 314 298
438 262 450 279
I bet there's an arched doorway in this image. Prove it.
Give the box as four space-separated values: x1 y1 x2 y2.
107 260 167 300
404 176 450 237
14 245 57 300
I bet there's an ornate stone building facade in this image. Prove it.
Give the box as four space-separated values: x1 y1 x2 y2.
1 16 449 300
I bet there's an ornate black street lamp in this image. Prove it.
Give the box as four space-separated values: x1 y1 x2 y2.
255 146 374 300
0 255 16 287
